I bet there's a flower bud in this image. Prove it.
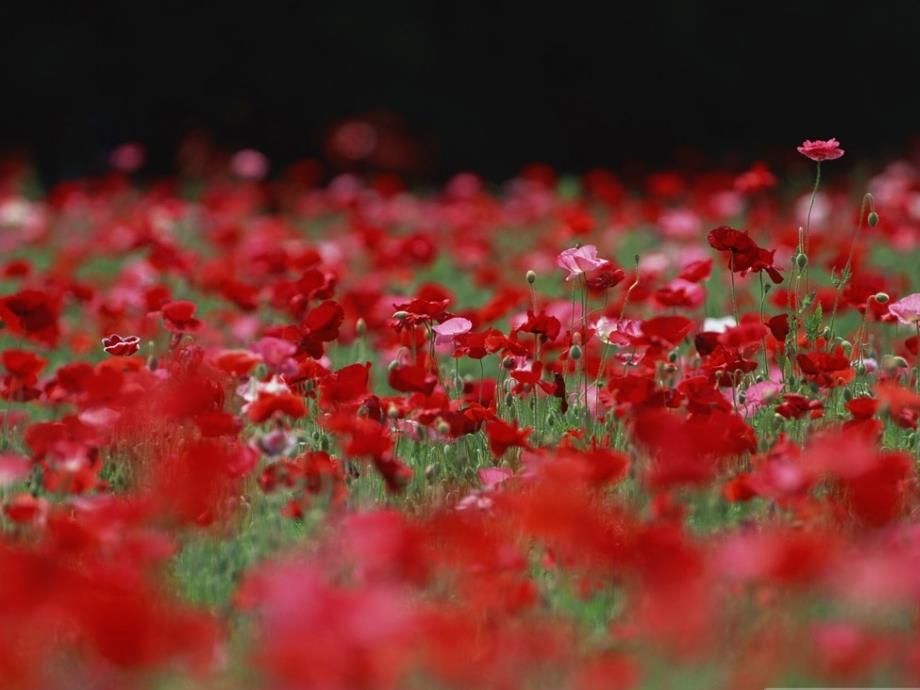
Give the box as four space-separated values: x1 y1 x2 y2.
882 354 909 369
569 344 583 360
435 419 450 435
393 310 410 320
874 292 889 304
425 463 437 481
795 252 808 269
387 404 400 419
355 317 367 336
502 355 516 370
868 211 879 227
526 270 536 285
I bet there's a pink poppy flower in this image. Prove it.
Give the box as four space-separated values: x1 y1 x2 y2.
556 245 609 281
232 149 269 180
432 317 472 344
797 138 845 162
888 293 920 325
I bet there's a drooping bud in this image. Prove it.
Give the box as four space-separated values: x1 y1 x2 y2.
526 270 536 285
393 310 410 320
874 292 890 304
868 211 879 227
882 354 909 369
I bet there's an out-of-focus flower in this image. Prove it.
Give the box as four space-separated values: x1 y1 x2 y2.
232 149 269 180
888 293 920 325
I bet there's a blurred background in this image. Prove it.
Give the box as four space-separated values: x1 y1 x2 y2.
2 0 919 182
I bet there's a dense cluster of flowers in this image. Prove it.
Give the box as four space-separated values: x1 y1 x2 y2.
1 138 920 688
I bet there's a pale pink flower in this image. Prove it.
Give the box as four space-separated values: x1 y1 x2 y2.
109 143 146 173
796 138 845 162
231 149 269 180
888 293 920 325
432 317 472 345
556 245 609 281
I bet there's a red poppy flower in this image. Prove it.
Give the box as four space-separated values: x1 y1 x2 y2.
161 300 202 332
246 392 308 423
0 288 61 345
484 419 531 457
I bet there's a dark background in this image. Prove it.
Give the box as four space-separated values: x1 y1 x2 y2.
2 1 918 182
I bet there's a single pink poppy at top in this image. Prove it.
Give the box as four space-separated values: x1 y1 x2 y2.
797 138 845 162
556 245 609 281
888 293 920 326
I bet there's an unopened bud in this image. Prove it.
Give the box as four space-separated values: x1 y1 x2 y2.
795 253 808 269
387 404 400 419
569 344 583 360
526 270 536 285
883 355 909 369
668 350 678 362
425 463 437 481
839 340 852 356
355 317 367 336
867 211 879 227
393 310 410 320
435 419 450 435
874 292 889 304
502 355 516 370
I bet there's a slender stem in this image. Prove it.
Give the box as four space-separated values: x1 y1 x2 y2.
728 252 739 324
803 161 821 291
827 193 875 350
759 271 769 377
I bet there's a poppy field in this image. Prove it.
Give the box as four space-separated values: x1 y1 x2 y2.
3 138 920 689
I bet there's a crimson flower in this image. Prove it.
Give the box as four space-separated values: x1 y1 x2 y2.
0 288 61 345
102 334 141 357
707 226 783 284
161 300 202 332
484 419 531 457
